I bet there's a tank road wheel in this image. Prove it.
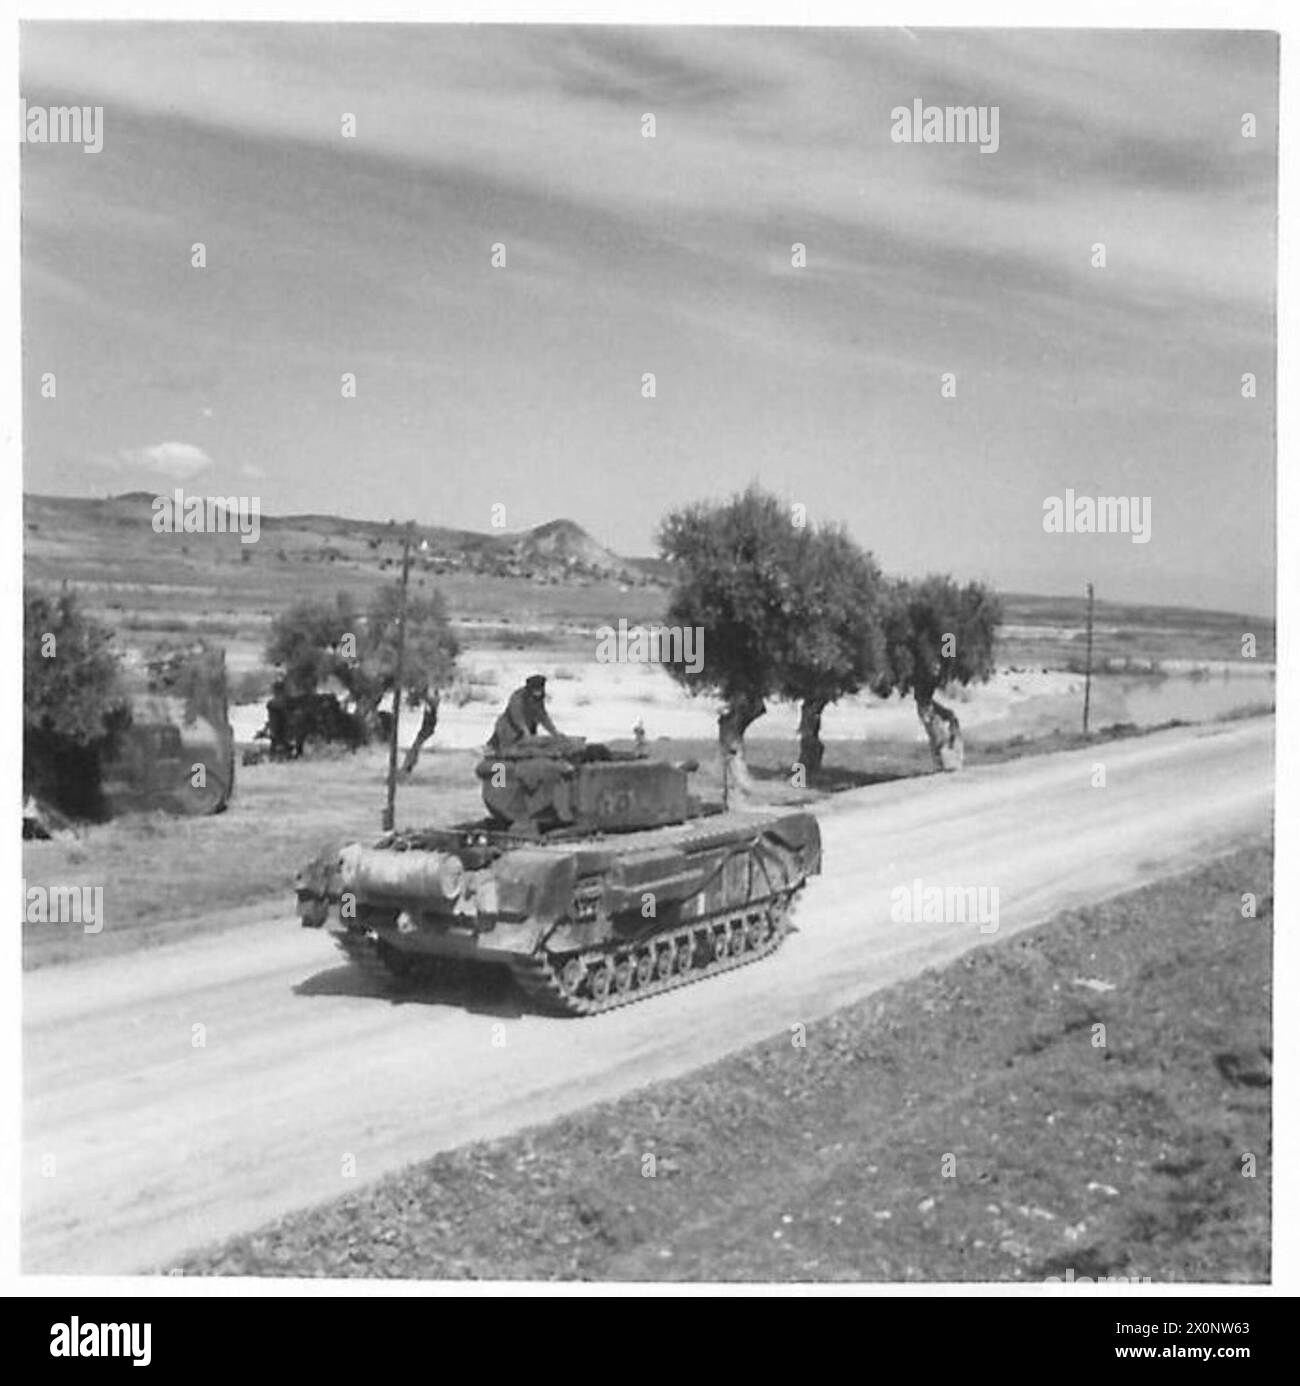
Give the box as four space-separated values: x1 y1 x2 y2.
613 955 634 995
675 938 695 975
559 956 586 997
655 946 675 982
712 926 731 962
744 916 764 951
589 965 612 1003
635 951 656 988
728 923 747 958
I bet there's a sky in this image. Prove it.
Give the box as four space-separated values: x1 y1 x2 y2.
20 24 1277 614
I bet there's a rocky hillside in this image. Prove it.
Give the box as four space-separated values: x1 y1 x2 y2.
23 492 664 590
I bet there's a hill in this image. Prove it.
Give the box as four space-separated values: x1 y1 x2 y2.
23 492 663 590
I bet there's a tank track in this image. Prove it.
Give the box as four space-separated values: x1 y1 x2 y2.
508 887 802 1017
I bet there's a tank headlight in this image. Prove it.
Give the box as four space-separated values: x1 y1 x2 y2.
437 854 465 901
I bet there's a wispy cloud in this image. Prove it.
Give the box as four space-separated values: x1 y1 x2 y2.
106 441 214 480
20 24 1277 612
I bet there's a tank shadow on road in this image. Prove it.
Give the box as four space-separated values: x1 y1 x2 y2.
294 960 528 1018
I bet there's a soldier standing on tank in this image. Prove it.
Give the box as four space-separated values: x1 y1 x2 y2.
487 674 562 753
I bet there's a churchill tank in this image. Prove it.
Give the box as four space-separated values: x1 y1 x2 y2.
294 737 821 1015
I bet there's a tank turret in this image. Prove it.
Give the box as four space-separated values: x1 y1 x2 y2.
474 737 694 834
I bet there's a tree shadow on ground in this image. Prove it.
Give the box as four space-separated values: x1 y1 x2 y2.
747 763 918 792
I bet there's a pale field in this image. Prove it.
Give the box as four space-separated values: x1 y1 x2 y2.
228 649 1276 752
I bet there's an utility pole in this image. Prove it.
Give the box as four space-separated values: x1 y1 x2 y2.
1082 580 1095 737
382 523 414 832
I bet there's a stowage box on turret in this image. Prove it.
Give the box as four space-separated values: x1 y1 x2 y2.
295 738 822 1015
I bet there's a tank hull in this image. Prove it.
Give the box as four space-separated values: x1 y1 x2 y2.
297 807 821 1015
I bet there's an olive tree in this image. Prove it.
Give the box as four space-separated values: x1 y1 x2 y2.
265 592 360 696
658 486 805 768
778 525 885 775
359 583 460 771
872 575 1002 770
265 583 459 760
659 486 885 778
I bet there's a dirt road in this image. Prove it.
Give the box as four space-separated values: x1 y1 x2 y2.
24 719 1273 1273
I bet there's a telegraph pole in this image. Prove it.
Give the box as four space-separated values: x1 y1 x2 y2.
382 523 414 832
1082 580 1095 737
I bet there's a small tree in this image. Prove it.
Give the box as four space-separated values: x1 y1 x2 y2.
144 640 230 728
24 587 129 815
779 525 886 775
359 583 460 770
873 576 1002 770
265 592 359 696
658 486 806 770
